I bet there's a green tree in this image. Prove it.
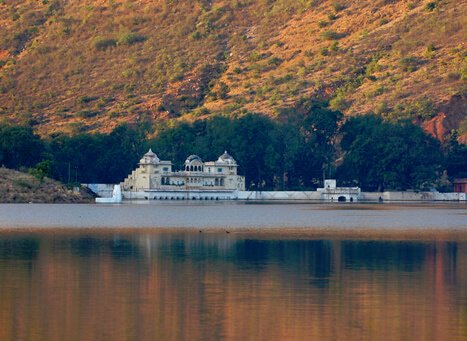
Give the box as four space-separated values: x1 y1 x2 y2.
443 131 467 179
337 115 442 191
281 100 343 188
0 124 44 169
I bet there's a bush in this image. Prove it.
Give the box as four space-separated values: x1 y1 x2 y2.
94 38 117 51
76 110 100 118
446 72 461 81
268 57 283 66
399 56 423 72
330 41 339 52
29 160 53 181
329 94 349 111
321 30 345 40
318 20 329 28
332 2 346 12
425 2 437 11
78 96 98 104
118 33 147 46
426 43 436 52
192 31 202 40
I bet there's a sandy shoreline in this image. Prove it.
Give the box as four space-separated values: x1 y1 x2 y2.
1 202 465 239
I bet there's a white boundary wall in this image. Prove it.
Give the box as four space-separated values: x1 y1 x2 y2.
122 190 238 201
237 191 322 200
83 184 115 198
361 191 466 201
86 183 466 202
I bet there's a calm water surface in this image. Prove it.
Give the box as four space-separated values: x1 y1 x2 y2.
0 203 466 340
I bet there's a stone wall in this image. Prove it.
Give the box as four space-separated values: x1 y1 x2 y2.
237 191 322 200
361 191 466 201
83 183 115 198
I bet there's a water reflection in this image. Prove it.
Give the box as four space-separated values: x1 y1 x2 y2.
0 232 465 340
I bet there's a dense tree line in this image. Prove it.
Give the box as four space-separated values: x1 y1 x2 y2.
0 102 465 191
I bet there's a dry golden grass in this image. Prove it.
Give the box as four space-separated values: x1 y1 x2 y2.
0 0 465 138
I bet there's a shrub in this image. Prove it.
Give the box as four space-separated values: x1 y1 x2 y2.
304 50 313 57
118 33 147 46
321 30 345 40
399 56 423 72
425 2 437 11
446 72 461 81
332 2 346 12
78 96 98 104
76 110 100 118
192 31 202 40
94 38 117 51
329 94 349 111
379 18 389 26
268 57 283 66
274 41 284 47
318 20 328 28
426 43 436 52
330 41 339 52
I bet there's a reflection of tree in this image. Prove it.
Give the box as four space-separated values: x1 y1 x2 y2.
305 241 333 288
0 234 465 340
108 238 140 260
0 238 39 260
234 240 269 271
342 241 427 271
69 237 103 257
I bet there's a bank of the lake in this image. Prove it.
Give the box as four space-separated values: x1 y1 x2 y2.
0 168 94 203
0 202 466 233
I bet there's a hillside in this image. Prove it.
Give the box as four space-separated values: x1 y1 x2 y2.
0 0 465 140
0 167 94 203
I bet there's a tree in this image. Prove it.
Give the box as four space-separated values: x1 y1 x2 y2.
0 124 44 169
280 99 343 188
230 114 278 189
48 125 147 183
443 131 467 179
337 115 442 191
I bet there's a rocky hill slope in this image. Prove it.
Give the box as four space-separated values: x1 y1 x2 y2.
0 167 94 203
0 0 465 140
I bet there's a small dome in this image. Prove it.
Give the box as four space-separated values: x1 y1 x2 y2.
185 154 203 163
217 150 236 165
140 149 160 164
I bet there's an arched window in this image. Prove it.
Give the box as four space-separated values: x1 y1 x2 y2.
190 165 193 171
215 178 219 186
185 165 189 171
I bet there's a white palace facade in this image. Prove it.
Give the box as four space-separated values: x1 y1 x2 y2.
121 149 245 200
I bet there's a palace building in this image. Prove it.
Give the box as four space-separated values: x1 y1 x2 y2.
121 149 245 200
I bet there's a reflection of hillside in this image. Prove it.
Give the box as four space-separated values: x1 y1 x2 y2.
0 234 465 340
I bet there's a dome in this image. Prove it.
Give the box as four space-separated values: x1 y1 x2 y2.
140 149 160 164
185 154 203 164
217 150 236 165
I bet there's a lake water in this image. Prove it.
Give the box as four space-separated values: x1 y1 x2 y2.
0 202 466 340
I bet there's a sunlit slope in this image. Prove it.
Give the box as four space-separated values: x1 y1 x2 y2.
0 0 465 138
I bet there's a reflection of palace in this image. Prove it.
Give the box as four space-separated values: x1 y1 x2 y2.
1 235 464 341
121 150 245 200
